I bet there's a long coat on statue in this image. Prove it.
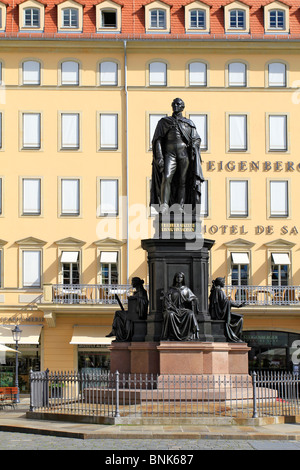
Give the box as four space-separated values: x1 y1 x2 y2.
209 285 244 343
150 115 204 210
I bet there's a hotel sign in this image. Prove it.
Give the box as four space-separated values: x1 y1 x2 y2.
206 161 300 172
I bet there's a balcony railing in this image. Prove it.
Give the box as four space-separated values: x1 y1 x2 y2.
52 284 132 305
48 284 300 306
224 285 300 306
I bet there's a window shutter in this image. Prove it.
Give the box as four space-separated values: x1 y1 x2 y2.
228 62 246 86
200 180 208 217
61 61 79 85
23 251 41 287
149 62 167 86
270 180 288 216
100 61 118 85
189 62 207 86
230 180 248 216
61 113 79 148
100 114 118 149
61 179 79 214
23 61 40 85
100 179 118 215
229 115 247 150
269 115 287 150
268 63 286 87
23 113 40 148
23 179 41 214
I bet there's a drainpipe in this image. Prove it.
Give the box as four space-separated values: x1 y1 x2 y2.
123 40 129 284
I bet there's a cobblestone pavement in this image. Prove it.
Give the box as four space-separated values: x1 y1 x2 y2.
1 431 300 451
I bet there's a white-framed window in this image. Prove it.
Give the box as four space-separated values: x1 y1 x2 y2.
61 61 79 86
228 62 246 87
150 8 166 29
22 113 41 149
100 179 118 216
22 250 41 287
189 114 207 150
149 114 167 149
24 7 40 27
190 9 206 29
22 60 40 85
200 179 208 217
100 113 118 149
101 8 117 27
229 9 245 29
268 62 286 87
61 251 80 285
62 7 78 28
269 9 285 29
270 180 289 217
100 251 118 284
229 180 248 217
271 253 290 286
0 112 3 150
189 62 207 86
99 61 118 86
61 178 80 216
269 114 287 151
22 178 41 215
0 178 2 215
149 61 167 86
229 114 247 151
61 113 79 149
96 1 122 32
231 252 250 286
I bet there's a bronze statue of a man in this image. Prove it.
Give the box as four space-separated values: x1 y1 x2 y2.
150 98 204 215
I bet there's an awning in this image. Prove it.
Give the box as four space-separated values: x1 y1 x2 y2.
61 251 79 263
70 326 115 345
272 253 290 265
0 325 42 345
0 344 20 353
231 252 250 264
100 251 118 263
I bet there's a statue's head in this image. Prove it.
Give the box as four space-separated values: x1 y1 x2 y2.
132 277 144 288
213 277 225 288
172 98 185 113
173 271 185 286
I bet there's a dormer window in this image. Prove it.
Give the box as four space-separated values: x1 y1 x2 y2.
101 9 117 28
62 8 79 28
57 0 83 33
185 1 210 34
190 9 206 29
145 1 171 34
264 1 289 34
150 9 166 29
24 7 40 27
96 0 122 33
224 1 250 34
229 9 245 29
269 9 285 29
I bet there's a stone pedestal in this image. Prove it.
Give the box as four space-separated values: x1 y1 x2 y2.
109 340 250 376
141 236 215 342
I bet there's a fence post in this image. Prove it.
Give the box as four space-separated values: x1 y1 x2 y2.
115 370 120 418
29 369 34 412
252 371 258 418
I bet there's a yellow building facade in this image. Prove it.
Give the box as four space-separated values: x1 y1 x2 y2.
1 2 300 390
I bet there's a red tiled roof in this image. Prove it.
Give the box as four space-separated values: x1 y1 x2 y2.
2 0 300 38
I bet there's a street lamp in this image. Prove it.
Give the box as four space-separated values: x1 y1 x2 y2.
12 325 22 404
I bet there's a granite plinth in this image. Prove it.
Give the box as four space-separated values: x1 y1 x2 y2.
109 341 250 376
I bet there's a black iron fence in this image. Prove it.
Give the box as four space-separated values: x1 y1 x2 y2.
28 370 300 420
